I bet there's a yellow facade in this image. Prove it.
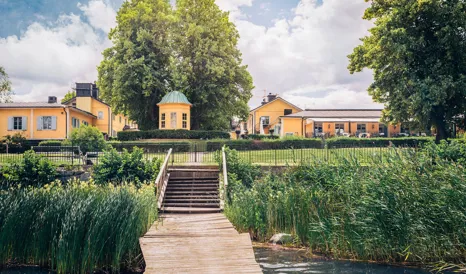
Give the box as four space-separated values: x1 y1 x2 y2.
248 98 302 134
158 103 191 130
281 117 401 138
0 107 95 140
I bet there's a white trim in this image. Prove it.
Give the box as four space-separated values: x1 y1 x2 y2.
30 109 34 138
250 97 303 114
281 118 285 138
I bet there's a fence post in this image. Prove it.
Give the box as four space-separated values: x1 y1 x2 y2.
72 145 74 166
194 144 197 163
274 148 277 166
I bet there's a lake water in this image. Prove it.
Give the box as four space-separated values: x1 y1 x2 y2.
254 247 432 274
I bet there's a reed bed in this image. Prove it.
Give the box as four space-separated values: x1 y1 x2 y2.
0 181 157 273
224 146 466 266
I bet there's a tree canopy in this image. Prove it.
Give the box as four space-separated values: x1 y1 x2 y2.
61 90 76 103
0 66 13 103
348 0 466 142
97 0 253 130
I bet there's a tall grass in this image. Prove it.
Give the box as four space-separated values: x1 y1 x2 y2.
224 145 466 266
0 181 157 273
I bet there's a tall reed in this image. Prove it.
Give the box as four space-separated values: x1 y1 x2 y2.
0 181 157 273
225 146 466 266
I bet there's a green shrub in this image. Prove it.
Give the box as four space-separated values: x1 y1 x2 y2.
224 144 466 267
0 150 57 188
246 134 279 140
117 129 230 141
68 125 109 154
38 140 63 146
207 138 323 151
110 141 191 152
93 147 161 185
326 137 433 147
0 182 157 273
217 147 261 191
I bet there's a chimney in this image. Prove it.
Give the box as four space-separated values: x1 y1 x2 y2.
267 93 277 102
48 96 57 104
261 99 267 105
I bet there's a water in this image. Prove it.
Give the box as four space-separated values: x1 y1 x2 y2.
254 247 432 274
0 267 52 274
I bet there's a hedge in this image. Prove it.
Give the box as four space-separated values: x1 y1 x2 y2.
326 137 434 147
246 134 279 140
206 139 323 151
38 140 63 146
117 130 230 141
109 141 190 153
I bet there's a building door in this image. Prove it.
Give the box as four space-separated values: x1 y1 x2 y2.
171 112 177 129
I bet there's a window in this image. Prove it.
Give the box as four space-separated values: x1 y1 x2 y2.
357 124 366 133
284 109 293 116
182 113 187 129
335 123 345 134
72 117 80 128
260 116 270 125
13 117 23 130
82 121 89 126
161 113 166 128
42 116 53 130
98 111 104 120
314 123 323 133
170 112 177 129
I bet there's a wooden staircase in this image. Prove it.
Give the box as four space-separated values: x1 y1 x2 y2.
161 166 221 214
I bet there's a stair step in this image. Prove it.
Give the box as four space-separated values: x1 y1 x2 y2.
164 195 219 199
167 186 218 190
163 203 220 208
169 178 219 181
168 169 218 172
161 207 222 214
164 199 219 203
167 182 219 186
165 190 218 194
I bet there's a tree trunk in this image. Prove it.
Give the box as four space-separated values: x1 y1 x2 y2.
434 118 449 143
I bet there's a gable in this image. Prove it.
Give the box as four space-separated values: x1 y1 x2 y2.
250 98 302 114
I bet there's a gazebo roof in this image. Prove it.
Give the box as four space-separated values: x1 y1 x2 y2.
158 91 192 105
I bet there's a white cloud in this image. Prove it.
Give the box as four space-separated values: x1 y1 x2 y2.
215 0 253 19
0 0 114 102
231 0 378 109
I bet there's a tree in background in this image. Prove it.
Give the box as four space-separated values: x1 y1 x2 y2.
174 0 254 130
97 0 174 130
0 66 13 103
348 0 466 142
97 0 253 130
61 90 76 103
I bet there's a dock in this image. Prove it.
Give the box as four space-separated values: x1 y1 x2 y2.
140 213 262 273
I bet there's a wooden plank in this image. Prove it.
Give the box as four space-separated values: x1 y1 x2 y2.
140 213 262 274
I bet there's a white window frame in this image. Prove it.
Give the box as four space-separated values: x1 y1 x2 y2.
42 116 53 130
98 111 104 120
13 117 23 130
72 117 80 128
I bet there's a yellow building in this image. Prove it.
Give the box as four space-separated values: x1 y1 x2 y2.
280 109 401 138
157 91 191 130
0 83 137 141
247 93 302 135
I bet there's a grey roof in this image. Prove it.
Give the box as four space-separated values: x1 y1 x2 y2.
0 102 66 108
158 91 192 105
284 109 383 118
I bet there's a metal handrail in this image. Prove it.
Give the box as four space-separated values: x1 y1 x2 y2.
156 148 172 209
220 146 228 210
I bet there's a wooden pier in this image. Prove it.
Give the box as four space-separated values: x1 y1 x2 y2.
140 213 262 273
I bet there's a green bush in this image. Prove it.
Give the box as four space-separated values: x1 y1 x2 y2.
224 144 466 267
109 141 191 152
0 150 57 188
0 182 157 273
93 147 161 185
246 134 279 140
326 137 433 147
207 138 323 151
38 140 63 146
117 129 230 141
68 125 109 154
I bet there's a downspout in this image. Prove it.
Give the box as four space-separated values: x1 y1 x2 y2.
302 117 305 137
63 107 68 139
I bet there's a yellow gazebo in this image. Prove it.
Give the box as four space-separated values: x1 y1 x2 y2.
157 91 192 130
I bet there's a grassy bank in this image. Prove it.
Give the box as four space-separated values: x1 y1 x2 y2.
223 146 466 269
0 182 157 273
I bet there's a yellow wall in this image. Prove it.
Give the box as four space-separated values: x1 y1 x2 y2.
158 103 191 130
76 97 92 113
248 99 301 134
281 117 304 137
91 99 110 135
69 109 95 131
0 108 69 140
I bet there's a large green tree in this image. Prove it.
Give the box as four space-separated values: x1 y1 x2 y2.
173 0 254 130
61 90 76 103
0 66 13 103
97 0 174 130
348 0 466 142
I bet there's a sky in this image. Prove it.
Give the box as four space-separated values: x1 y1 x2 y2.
0 0 382 110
